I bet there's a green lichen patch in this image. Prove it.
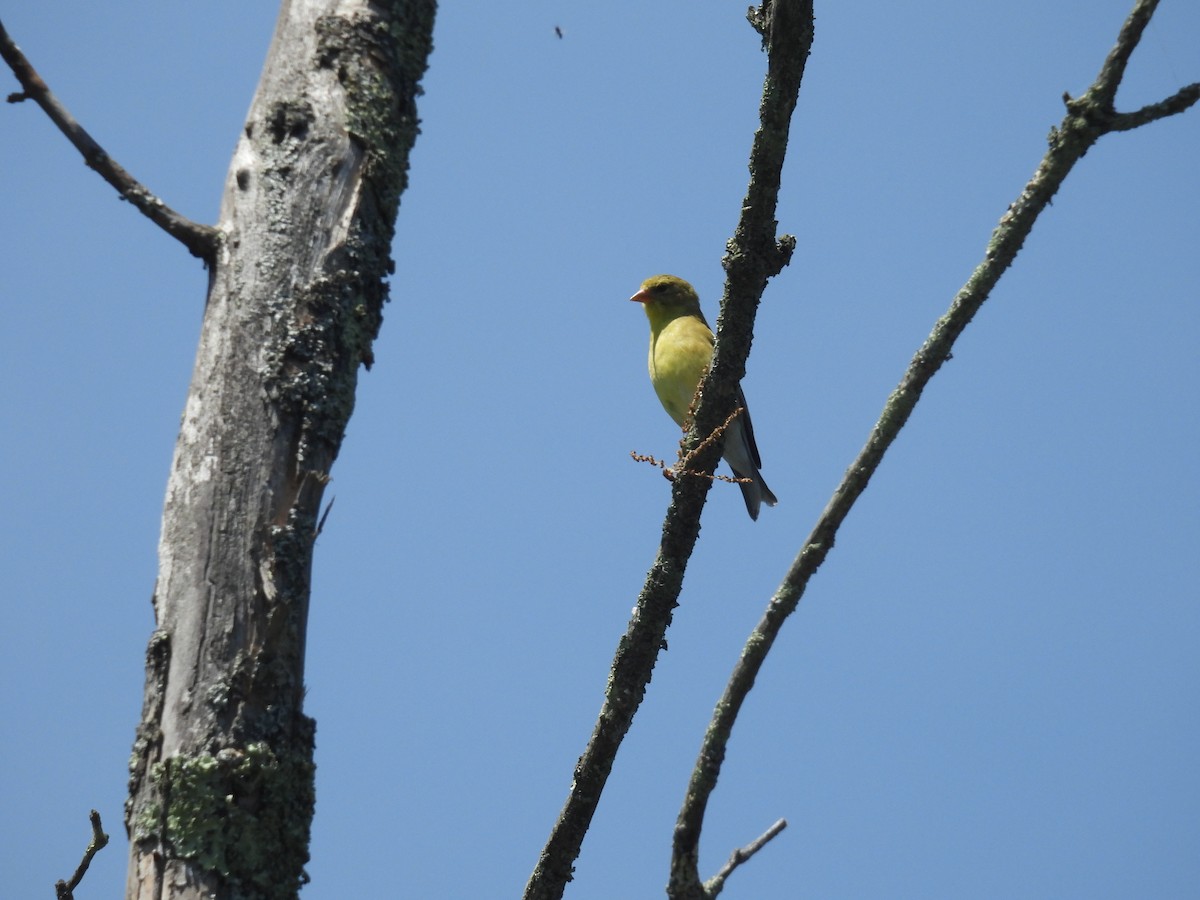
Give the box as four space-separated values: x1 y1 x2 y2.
151 743 316 900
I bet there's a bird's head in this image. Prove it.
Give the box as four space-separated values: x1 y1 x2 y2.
629 274 702 315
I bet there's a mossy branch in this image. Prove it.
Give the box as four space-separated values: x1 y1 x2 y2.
523 4 815 899
669 1 1197 897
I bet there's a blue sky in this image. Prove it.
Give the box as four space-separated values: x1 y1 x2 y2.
2 2 1198 898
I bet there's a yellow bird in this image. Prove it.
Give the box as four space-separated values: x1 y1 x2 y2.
630 274 777 520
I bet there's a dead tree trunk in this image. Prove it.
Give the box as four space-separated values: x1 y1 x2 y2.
123 2 435 898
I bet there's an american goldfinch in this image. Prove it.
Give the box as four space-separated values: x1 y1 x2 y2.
630 274 778 520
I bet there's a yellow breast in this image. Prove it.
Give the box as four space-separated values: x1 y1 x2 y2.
648 314 714 426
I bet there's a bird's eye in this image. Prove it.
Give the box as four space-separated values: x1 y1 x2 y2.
650 283 668 294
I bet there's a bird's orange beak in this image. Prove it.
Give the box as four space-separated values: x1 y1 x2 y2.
629 288 649 304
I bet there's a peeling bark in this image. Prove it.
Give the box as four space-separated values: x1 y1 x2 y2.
124 2 436 898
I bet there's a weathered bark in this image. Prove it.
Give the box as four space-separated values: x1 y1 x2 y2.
124 2 435 898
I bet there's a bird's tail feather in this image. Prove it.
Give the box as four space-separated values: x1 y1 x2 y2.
734 469 777 521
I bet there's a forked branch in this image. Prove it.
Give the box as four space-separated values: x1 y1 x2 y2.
670 1 1198 897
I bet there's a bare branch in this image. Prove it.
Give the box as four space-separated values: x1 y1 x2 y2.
704 818 788 898
0 17 218 261
673 2 1198 896
1088 0 1157 110
523 5 814 900
1110 82 1200 131
54 809 109 900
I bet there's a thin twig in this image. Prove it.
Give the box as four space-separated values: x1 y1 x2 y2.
54 809 109 900
631 450 752 486
704 818 787 898
0 17 218 261
673 2 1197 897
677 407 745 475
